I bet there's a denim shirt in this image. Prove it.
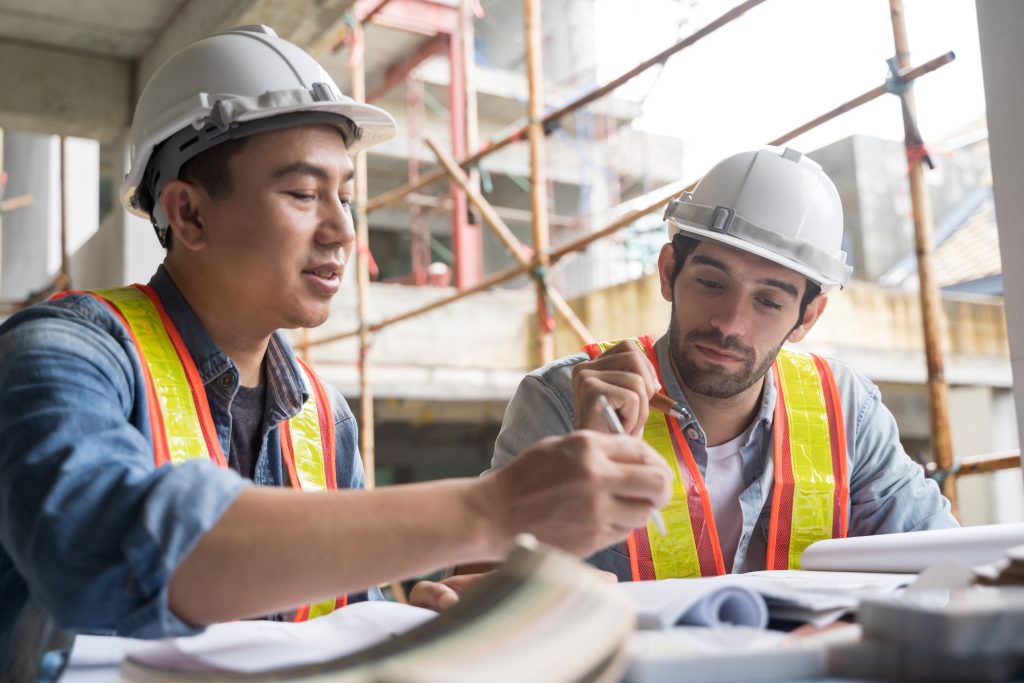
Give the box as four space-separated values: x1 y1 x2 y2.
0 266 378 681
491 334 958 579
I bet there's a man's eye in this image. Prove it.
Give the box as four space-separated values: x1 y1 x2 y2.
288 192 316 201
758 298 783 311
697 278 723 290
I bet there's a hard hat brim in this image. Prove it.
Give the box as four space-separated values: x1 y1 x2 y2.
121 94 396 220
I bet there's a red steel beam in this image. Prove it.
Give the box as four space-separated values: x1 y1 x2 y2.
367 32 448 103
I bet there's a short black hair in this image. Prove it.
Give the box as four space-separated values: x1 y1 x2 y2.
668 233 821 328
156 137 249 249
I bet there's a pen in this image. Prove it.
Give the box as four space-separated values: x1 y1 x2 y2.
596 394 668 537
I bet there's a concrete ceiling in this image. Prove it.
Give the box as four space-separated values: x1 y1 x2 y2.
0 0 361 143
0 0 189 59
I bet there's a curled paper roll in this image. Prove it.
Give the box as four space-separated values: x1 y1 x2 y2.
678 585 768 628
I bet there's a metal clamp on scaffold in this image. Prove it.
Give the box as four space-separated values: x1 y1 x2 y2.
885 56 935 170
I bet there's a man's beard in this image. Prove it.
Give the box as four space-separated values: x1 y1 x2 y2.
668 302 784 399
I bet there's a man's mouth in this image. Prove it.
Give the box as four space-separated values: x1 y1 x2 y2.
695 344 745 363
303 263 342 280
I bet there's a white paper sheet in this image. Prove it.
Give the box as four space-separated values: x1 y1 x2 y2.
127 601 437 673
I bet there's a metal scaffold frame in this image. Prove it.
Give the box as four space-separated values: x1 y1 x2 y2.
316 0 1013 509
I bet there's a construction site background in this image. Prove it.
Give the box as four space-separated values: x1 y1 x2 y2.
0 0 1018 527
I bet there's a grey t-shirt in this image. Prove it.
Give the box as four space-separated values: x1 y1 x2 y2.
229 383 267 481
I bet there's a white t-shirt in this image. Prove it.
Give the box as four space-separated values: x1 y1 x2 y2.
703 425 752 572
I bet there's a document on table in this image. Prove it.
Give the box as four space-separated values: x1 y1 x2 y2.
63 601 436 680
800 522 1024 573
616 570 915 629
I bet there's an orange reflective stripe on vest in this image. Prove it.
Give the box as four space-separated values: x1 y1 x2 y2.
584 336 847 578
584 335 725 580
72 285 226 467
58 285 345 619
280 358 337 492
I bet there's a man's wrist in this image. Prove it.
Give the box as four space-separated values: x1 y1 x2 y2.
460 477 512 561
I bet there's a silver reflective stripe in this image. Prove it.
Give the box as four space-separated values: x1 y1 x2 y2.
664 200 852 285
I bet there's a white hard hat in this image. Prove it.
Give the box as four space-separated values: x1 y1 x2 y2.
121 25 396 244
664 146 852 288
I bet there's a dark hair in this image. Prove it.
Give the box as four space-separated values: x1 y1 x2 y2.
668 233 821 328
155 137 249 249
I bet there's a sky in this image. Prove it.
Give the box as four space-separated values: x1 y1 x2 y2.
593 0 987 176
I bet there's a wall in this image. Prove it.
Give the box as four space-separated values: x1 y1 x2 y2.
977 1 1024 475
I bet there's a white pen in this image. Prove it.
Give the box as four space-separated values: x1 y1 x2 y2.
596 394 668 536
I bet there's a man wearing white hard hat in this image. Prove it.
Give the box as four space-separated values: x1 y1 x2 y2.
490 146 957 582
0 26 671 681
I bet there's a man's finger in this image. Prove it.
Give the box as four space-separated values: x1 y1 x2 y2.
408 581 460 611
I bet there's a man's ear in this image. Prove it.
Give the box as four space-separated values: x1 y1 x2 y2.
657 243 677 302
159 179 209 251
788 293 828 343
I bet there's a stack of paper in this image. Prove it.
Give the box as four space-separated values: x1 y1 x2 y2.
111 535 637 683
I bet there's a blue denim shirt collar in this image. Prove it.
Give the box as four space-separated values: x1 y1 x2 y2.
146 265 309 424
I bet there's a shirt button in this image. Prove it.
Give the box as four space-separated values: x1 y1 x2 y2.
686 427 700 440
220 374 235 388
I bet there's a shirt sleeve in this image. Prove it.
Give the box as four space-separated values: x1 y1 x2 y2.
0 307 251 638
839 363 959 535
490 358 580 472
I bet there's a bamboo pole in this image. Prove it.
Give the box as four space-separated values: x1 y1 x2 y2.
525 0 554 364
549 53 955 263
889 0 956 512
926 450 1022 479
460 0 481 200
365 0 766 215
426 137 594 346
767 52 955 147
350 21 376 488
313 261 533 345
308 53 956 350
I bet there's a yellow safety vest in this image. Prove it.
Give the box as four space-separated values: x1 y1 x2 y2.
584 335 848 578
57 284 345 619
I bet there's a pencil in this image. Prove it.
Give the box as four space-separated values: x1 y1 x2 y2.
650 392 687 420
596 395 668 537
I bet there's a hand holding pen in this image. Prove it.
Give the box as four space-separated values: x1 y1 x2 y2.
597 395 667 537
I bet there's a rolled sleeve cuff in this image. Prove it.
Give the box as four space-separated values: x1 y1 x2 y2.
117 461 252 638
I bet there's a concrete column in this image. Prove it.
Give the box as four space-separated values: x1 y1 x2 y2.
1 133 58 299
1 133 99 298
977 2 1024 478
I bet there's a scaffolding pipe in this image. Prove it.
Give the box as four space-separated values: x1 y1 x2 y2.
525 0 554 363
365 0 766 215
926 450 1022 480
889 0 956 512
549 52 955 263
448 5 478 286
767 51 955 146
426 137 595 346
350 21 376 488
309 54 956 350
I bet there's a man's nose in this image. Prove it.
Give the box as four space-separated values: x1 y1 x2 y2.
708 293 748 339
318 197 356 249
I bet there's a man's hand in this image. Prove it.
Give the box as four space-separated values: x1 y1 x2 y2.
473 431 672 559
572 341 659 436
409 573 488 611
410 568 618 611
